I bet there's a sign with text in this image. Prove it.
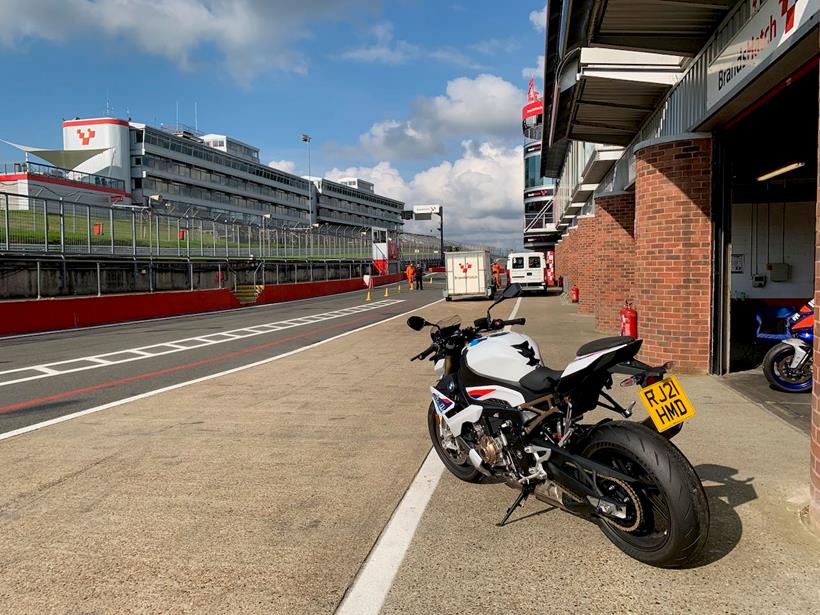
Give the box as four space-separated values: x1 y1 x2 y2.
413 205 441 221
706 0 817 111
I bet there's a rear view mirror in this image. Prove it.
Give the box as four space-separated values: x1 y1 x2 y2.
502 283 522 299
407 316 427 331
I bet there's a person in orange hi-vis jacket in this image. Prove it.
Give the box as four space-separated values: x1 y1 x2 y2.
491 261 502 288
405 263 416 290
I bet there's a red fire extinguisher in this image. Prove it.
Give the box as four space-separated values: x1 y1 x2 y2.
570 285 579 303
620 301 638 339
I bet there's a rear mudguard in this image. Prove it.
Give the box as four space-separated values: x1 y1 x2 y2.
640 416 683 440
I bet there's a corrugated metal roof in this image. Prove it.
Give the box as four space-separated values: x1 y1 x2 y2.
559 76 671 146
591 0 740 55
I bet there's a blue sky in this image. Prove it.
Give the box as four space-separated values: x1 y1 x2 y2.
0 1 547 247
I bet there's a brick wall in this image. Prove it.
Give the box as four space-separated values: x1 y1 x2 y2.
573 216 597 315
555 228 578 291
593 193 636 333
634 137 712 372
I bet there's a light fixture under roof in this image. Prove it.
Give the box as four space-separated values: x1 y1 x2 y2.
757 162 805 182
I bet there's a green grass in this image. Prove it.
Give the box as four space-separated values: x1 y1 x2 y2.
0 211 370 259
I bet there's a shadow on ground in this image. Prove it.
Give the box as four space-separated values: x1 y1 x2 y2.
690 463 757 567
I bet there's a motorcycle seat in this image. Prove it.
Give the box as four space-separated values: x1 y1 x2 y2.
577 336 634 357
519 366 564 394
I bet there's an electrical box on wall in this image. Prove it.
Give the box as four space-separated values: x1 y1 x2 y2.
768 263 791 282
752 275 767 288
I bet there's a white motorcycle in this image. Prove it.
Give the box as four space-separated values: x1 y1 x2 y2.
408 284 709 568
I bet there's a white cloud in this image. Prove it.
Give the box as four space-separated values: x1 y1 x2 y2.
327 141 523 249
268 159 296 174
522 54 545 80
339 23 420 64
427 47 487 70
0 0 375 84
327 161 412 202
340 21 485 69
356 74 525 160
470 37 519 55
529 5 547 31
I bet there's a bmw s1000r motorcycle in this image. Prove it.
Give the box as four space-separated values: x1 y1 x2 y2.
408 284 709 568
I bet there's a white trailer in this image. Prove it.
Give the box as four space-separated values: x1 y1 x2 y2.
444 250 495 301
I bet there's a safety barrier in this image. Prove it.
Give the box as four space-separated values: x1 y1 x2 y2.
0 273 406 337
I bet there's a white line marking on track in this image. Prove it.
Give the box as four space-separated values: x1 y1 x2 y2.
0 299 405 388
504 296 523 332
0 298 443 442
335 449 444 615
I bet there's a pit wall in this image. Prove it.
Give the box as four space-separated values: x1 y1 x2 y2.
0 273 404 337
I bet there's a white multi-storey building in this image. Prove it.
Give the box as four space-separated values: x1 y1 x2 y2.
1 117 404 232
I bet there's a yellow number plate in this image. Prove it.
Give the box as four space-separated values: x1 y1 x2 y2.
638 375 695 432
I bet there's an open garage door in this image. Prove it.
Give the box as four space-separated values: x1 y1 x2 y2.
720 65 817 373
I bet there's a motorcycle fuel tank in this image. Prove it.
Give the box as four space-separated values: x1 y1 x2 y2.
463 332 542 383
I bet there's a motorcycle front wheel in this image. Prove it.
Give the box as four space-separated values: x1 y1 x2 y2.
427 403 483 483
582 421 709 568
762 342 813 393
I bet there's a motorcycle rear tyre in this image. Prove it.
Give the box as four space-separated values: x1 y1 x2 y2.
582 421 709 568
427 403 483 483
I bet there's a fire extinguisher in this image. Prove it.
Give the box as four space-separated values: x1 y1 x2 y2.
620 301 638 339
570 285 579 303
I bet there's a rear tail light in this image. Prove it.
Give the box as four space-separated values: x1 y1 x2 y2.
644 375 661 386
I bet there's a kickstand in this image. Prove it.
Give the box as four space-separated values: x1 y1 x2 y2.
497 484 533 527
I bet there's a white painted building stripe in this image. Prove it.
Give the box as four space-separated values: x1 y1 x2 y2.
0 298 443 442
0 299 404 388
335 450 444 615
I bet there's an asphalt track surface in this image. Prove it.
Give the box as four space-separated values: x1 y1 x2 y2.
0 282 442 435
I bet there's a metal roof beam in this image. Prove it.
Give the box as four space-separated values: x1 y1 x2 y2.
570 121 639 135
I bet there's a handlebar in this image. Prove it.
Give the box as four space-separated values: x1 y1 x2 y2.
411 344 437 361
411 316 528 361
472 317 527 331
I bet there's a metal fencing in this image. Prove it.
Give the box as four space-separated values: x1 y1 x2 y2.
0 257 382 300
0 191 509 262
0 192 372 260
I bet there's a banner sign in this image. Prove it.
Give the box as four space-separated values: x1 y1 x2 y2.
413 205 441 220
706 0 818 111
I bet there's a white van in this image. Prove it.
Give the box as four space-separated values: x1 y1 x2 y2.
507 251 547 292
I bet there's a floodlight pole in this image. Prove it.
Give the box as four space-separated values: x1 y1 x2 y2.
437 207 444 266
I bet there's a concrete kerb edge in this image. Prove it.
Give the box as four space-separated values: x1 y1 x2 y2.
633 132 712 154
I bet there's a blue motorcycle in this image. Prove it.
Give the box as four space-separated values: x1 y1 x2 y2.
761 299 814 393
